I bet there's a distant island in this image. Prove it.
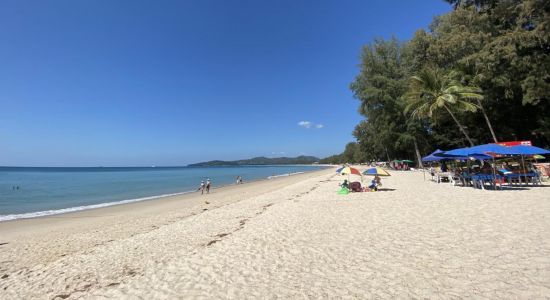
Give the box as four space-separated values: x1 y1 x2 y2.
187 156 320 167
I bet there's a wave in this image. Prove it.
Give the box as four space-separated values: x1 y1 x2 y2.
0 190 196 222
267 171 305 179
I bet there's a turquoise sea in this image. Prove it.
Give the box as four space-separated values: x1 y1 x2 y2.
0 165 325 221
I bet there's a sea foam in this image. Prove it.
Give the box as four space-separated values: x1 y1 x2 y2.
0 190 194 222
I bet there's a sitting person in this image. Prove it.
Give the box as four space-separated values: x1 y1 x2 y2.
481 161 493 174
368 175 382 191
349 181 362 192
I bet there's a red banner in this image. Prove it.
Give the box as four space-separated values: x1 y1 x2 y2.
497 140 532 147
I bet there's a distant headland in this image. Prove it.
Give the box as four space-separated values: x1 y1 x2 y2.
187 156 320 167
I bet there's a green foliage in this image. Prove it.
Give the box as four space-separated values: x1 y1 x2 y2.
319 142 367 165
405 68 481 119
421 0 550 142
349 38 422 162
335 0 550 163
405 67 484 146
318 154 345 165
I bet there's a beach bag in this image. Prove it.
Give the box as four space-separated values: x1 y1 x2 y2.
337 187 350 195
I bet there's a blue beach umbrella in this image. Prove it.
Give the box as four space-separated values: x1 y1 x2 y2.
439 143 515 157
507 145 550 155
434 147 470 157
468 144 516 156
506 145 549 179
432 150 491 161
467 154 494 160
422 149 444 162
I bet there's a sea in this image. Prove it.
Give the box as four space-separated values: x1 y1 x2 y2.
0 165 326 221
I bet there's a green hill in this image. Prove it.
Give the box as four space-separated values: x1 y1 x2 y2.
187 156 320 167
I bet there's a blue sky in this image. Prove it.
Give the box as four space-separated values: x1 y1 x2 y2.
0 0 450 166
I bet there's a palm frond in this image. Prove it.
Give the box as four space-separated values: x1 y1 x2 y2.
459 92 484 100
458 100 479 112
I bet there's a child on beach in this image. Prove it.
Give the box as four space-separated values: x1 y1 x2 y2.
338 179 350 195
340 179 349 189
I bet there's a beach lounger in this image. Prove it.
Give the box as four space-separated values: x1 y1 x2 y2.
471 174 491 190
451 173 462 186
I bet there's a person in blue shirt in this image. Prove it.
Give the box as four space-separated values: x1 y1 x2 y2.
368 175 381 191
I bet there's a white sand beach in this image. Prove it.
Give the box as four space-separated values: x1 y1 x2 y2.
1 168 550 299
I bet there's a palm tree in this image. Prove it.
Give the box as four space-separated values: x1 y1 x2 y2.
405 68 482 147
449 67 499 143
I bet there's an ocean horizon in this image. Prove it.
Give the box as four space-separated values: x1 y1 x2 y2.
0 165 326 221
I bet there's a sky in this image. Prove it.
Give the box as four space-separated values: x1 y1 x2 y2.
0 0 450 166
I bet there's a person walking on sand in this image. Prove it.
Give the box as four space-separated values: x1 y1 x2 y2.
198 181 205 195
206 178 211 194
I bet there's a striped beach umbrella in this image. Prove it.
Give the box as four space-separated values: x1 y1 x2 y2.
338 166 363 183
362 167 391 176
338 167 362 176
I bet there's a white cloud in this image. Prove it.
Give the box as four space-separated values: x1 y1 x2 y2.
298 121 312 129
298 121 312 128
298 121 323 129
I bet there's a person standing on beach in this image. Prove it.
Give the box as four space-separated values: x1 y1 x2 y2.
198 181 205 195
206 178 211 194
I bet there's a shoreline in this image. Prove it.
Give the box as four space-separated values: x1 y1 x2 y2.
0 167 333 239
0 168 329 223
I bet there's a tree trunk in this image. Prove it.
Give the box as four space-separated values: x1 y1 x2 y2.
384 146 391 162
477 99 498 143
443 104 475 146
413 138 424 169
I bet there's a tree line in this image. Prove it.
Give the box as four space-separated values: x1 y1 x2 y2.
321 0 549 165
